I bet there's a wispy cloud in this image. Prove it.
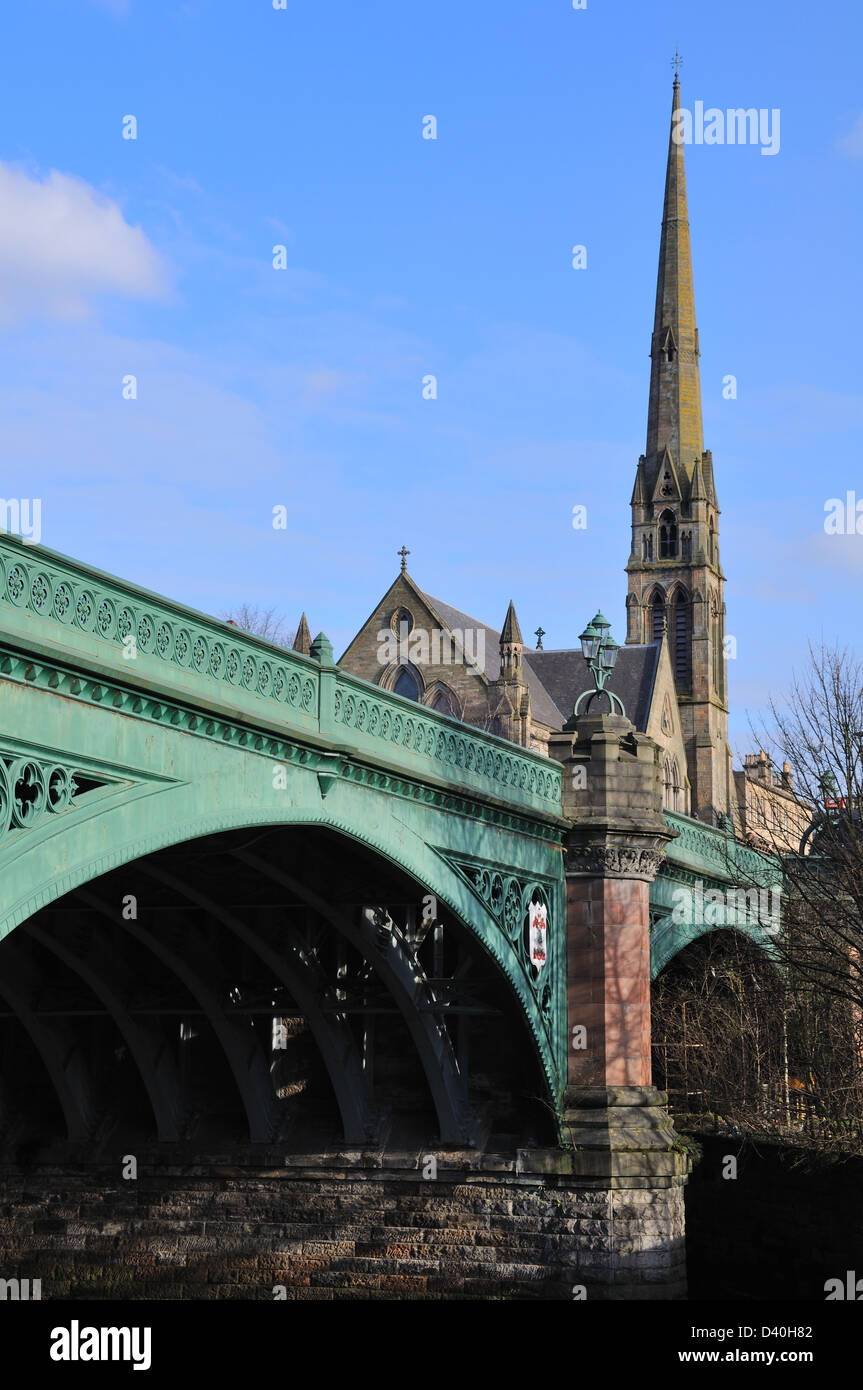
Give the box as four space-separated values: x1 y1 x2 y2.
838 112 863 158
87 0 131 16
805 528 863 576
0 163 168 326
153 165 205 197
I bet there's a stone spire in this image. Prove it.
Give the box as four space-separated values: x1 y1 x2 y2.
293 612 312 656
500 600 522 647
499 600 523 679
493 600 530 745
645 75 704 491
625 74 732 826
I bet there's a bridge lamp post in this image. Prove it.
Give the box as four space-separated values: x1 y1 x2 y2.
574 611 625 717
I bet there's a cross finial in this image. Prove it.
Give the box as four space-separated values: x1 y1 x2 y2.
671 46 683 79
534 626 545 650
397 544 410 574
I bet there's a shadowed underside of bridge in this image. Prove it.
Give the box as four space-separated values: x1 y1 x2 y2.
0 824 557 1157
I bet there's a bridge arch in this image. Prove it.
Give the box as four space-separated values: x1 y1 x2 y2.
0 791 561 1152
651 909 780 979
0 533 567 1151
651 924 785 1123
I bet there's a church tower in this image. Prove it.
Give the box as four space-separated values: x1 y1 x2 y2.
625 74 732 823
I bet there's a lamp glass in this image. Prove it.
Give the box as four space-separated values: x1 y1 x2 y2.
579 623 599 662
600 637 619 671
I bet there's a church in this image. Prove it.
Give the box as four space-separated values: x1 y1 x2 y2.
296 75 797 846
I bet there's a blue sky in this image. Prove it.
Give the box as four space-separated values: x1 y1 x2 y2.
0 0 861 757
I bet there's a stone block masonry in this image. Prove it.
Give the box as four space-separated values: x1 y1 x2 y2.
0 1151 686 1300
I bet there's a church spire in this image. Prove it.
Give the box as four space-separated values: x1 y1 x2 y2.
645 75 704 486
625 71 732 826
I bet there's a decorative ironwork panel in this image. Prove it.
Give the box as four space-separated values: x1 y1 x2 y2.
441 851 566 1092
0 749 115 848
333 681 563 812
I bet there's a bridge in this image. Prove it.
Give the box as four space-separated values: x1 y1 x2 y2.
0 531 778 1298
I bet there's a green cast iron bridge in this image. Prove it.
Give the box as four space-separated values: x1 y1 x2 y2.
0 532 776 1152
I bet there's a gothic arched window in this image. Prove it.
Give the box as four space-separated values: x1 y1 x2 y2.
711 600 722 697
673 591 690 689
390 607 414 637
393 666 420 701
659 510 678 559
651 591 666 642
663 758 674 809
671 757 681 812
661 696 673 736
427 685 459 720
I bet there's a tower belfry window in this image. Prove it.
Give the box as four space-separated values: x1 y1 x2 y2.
659 510 678 558
673 593 690 689
651 593 665 641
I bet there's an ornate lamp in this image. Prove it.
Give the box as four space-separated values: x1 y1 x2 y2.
578 619 600 662
573 610 625 717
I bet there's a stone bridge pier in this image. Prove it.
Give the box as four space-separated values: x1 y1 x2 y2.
542 710 689 1298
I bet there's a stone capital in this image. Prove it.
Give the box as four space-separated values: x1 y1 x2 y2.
564 842 666 882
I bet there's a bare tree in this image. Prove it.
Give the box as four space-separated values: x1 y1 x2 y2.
653 926 863 1151
748 641 863 1024
222 604 295 650
657 640 863 1149
653 930 784 1129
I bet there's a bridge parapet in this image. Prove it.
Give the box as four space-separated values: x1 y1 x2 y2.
330 672 561 815
652 811 783 976
0 534 562 821
663 810 778 887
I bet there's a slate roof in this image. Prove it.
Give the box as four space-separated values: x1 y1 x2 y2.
526 643 661 732
419 591 564 729
419 590 662 734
